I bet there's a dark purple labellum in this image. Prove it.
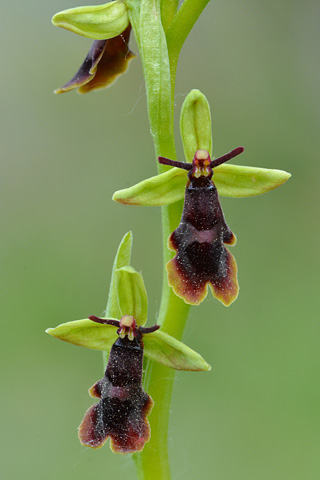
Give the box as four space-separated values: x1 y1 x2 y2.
78 316 158 453
158 148 244 306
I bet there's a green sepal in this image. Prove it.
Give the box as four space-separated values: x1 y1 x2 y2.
112 167 186 206
115 266 148 326
52 1 129 40
214 163 291 197
113 163 290 206
105 231 132 318
180 89 212 163
143 330 211 371
46 319 118 351
45 319 210 371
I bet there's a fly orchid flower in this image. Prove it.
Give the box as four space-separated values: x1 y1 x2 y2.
112 91 291 306
46 233 211 452
52 2 135 93
158 147 244 306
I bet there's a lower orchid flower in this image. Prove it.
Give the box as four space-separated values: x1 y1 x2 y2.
46 233 211 453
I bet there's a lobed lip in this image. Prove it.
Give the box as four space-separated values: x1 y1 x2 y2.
78 334 153 453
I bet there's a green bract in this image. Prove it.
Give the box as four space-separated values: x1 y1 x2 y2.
52 1 129 40
105 231 132 318
46 319 210 372
116 266 148 326
138 0 173 149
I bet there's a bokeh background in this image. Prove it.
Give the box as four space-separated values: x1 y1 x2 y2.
1 0 320 479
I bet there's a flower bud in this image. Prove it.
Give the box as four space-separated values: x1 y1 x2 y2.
52 1 129 40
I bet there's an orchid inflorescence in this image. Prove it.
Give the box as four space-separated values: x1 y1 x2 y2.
47 0 290 474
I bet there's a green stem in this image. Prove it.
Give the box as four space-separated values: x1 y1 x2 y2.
134 199 190 479
133 282 189 479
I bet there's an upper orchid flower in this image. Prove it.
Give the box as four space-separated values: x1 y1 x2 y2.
158 147 243 306
52 1 135 93
112 90 291 306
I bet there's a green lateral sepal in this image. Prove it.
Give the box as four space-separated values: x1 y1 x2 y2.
113 163 291 206
46 319 118 351
213 163 291 197
143 330 211 371
46 318 210 372
113 167 186 206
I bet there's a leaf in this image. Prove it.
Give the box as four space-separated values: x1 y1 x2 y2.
112 167 186 206
115 266 148 326
180 89 212 163
143 330 211 371
105 231 132 318
214 164 291 197
46 319 118 351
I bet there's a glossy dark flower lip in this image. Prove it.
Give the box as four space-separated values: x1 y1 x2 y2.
159 148 243 306
55 26 135 94
78 316 158 453
167 224 238 306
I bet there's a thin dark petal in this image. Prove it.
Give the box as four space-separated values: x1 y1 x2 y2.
78 26 135 93
167 177 239 306
158 156 192 170
210 146 244 168
79 337 153 453
139 324 160 334
89 315 120 328
55 40 107 94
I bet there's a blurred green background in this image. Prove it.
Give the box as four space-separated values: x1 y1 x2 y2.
1 0 320 479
